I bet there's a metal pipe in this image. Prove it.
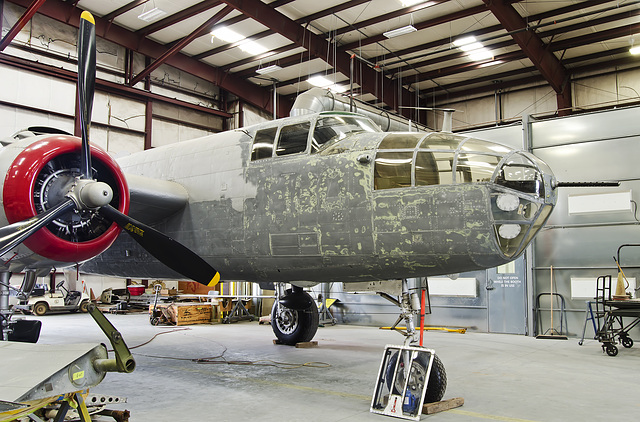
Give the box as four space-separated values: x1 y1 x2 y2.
290 87 431 132
272 81 277 120
0 272 11 341
543 221 640 230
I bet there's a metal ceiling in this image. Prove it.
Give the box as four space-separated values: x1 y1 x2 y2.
3 0 640 119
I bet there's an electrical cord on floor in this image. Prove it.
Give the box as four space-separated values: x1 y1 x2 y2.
107 327 192 352
117 328 331 369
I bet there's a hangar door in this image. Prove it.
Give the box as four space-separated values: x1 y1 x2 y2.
486 256 527 334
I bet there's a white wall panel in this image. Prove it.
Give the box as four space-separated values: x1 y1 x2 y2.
534 136 640 182
503 84 557 120
92 92 146 131
462 123 524 149
91 127 144 156
151 119 212 148
0 64 75 116
532 106 640 148
0 104 74 137
243 103 272 126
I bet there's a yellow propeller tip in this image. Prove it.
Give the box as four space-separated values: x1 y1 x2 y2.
207 272 221 287
80 11 95 25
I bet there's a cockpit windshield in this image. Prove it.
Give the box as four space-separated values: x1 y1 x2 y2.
311 116 379 153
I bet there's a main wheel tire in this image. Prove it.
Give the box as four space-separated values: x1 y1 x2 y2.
79 300 89 313
271 289 319 345
33 302 49 316
386 351 447 404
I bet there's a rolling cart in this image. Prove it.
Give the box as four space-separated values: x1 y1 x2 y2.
594 274 640 356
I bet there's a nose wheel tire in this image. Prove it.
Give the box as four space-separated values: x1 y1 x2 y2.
271 289 319 345
386 352 447 404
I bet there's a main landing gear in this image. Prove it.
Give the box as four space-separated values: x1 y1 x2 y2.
271 284 318 345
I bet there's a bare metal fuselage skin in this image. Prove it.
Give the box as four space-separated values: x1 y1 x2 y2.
81 112 556 283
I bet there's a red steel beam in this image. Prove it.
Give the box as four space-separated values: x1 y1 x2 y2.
6 0 288 116
194 0 368 61
130 5 234 86
482 0 571 113
135 0 221 37
219 0 416 112
102 0 149 21
0 0 46 51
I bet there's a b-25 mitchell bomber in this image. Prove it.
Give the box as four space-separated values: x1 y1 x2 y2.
0 11 566 409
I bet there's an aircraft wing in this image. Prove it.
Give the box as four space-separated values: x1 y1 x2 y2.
125 174 189 225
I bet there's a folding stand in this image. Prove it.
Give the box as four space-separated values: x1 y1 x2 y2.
371 345 435 421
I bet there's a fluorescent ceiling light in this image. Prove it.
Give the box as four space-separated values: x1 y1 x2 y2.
308 75 333 87
400 0 432 6
256 65 282 75
631 46 640 55
138 7 167 22
307 75 347 93
211 27 245 43
240 41 268 55
453 36 476 47
479 60 503 68
383 25 417 39
469 48 493 61
328 84 347 93
459 42 484 52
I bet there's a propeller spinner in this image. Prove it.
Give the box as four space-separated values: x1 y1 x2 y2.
0 12 220 287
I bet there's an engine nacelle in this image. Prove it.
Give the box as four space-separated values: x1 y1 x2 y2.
0 135 129 268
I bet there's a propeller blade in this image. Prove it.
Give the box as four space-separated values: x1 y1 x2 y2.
77 11 96 179
99 205 220 287
0 199 76 257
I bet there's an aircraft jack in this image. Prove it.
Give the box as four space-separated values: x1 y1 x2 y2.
371 279 450 420
370 344 436 421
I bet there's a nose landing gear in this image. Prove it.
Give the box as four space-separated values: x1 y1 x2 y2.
371 279 447 420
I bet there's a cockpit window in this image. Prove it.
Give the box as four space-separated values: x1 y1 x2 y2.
311 116 378 153
419 133 458 149
456 154 502 183
460 139 511 154
374 132 508 190
378 133 423 150
415 151 454 186
495 153 544 196
374 152 413 190
251 127 277 160
276 122 311 156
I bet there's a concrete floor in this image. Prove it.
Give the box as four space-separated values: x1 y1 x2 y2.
22 311 640 421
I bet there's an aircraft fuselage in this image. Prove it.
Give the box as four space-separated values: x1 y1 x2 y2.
82 111 557 283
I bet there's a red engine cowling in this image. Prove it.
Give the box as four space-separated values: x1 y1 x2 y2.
2 135 129 263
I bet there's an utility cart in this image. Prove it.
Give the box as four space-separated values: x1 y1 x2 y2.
594 244 640 356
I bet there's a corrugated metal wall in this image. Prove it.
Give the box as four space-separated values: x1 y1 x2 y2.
531 106 640 337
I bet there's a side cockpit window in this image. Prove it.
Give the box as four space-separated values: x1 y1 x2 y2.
414 134 457 187
374 132 511 190
311 116 377 153
251 127 277 160
276 122 311 156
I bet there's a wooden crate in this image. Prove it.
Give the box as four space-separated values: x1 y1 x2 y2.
149 303 212 325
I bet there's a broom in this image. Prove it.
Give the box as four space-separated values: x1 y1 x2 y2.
537 265 568 339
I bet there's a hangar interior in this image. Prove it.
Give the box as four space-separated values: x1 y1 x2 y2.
0 0 640 421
